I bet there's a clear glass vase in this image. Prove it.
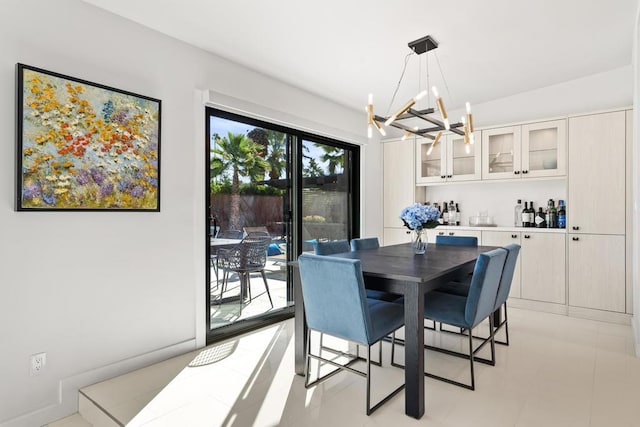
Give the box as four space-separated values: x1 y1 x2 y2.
413 228 427 255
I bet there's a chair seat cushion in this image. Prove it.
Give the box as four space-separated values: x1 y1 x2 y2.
366 289 401 302
366 298 405 344
267 243 283 256
424 291 470 329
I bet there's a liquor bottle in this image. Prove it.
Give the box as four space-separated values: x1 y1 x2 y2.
535 207 546 228
557 200 566 229
442 201 449 225
514 199 523 227
528 201 535 227
455 203 461 226
546 199 557 228
521 202 530 227
449 201 456 226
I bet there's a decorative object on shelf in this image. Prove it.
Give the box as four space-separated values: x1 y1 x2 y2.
16 64 161 211
366 35 475 156
400 203 440 254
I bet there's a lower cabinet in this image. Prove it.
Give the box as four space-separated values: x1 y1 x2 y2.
481 231 522 298
520 232 566 304
568 233 625 312
383 227 412 246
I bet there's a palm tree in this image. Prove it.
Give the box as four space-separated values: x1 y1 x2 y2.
266 130 286 180
319 145 344 175
211 132 269 229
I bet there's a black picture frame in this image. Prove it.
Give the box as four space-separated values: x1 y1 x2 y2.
16 63 161 211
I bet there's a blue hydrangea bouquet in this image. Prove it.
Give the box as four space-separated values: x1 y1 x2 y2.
400 203 440 230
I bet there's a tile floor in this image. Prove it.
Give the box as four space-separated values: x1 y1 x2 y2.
51 307 640 427
210 260 289 329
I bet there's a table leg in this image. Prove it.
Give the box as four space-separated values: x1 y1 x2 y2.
293 268 307 375
403 284 425 419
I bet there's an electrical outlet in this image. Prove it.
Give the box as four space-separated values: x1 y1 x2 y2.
30 352 46 376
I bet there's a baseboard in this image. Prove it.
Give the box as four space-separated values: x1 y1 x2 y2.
0 339 196 427
508 298 568 315
632 316 640 357
567 306 632 325
508 298 632 325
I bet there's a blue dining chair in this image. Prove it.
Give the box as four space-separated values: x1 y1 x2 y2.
435 235 478 246
350 237 380 251
437 244 520 346
313 239 350 255
392 248 507 390
297 254 405 415
349 237 400 302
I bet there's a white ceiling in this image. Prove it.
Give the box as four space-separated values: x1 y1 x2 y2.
83 0 637 116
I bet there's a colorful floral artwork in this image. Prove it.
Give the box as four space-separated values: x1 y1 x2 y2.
16 64 161 210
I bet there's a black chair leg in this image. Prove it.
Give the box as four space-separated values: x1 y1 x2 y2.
468 331 475 390
260 270 273 307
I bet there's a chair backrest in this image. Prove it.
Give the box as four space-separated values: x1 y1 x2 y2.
223 236 271 269
464 248 507 327
218 229 243 239
435 235 478 246
350 237 380 251
493 244 521 311
313 239 350 255
297 254 372 344
243 226 270 238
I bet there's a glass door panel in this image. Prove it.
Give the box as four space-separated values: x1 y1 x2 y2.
522 119 567 177
416 138 445 183
449 134 480 181
208 114 292 333
301 139 351 252
482 126 521 180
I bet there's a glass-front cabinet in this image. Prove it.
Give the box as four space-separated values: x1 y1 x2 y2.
482 120 566 180
416 133 481 184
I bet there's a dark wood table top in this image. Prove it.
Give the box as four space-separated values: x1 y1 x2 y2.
304 242 496 283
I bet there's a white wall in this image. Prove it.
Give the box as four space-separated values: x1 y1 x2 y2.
0 1 376 425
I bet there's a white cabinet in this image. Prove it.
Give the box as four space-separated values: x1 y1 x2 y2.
568 234 625 312
416 133 480 184
566 111 627 314
520 232 566 304
383 228 412 246
567 111 626 235
481 231 522 298
482 120 566 180
383 139 414 245
427 228 482 244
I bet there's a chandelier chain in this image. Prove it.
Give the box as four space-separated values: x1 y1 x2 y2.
433 51 453 105
385 52 414 116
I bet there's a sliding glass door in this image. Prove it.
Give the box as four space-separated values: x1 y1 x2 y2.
206 108 359 344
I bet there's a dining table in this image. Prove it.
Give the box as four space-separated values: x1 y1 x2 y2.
291 242 498 419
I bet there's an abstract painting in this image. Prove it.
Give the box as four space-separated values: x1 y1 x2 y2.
16 64 161 211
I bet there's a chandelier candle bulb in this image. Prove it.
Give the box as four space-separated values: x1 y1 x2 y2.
426 131 442 156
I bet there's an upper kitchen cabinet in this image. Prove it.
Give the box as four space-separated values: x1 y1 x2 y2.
482 120 566 180
416 132 480 184
567 111 626 235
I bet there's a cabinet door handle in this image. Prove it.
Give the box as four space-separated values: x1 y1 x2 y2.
438 232 444 235
447 175 452 178
511 234 517 238
441 175 445 179
572 226 580 230
523 170 528 174
572 237 579 241
524 235 531 239
448 232 455 236
514 171 520 175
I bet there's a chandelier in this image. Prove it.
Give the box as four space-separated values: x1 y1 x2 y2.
367 35 475 154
